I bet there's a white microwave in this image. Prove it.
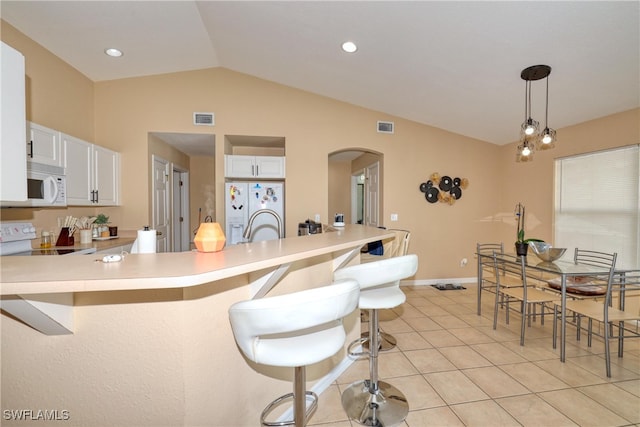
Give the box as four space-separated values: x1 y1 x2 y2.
23 162 67 207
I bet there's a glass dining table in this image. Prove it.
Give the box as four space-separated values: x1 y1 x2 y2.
476 252 614 362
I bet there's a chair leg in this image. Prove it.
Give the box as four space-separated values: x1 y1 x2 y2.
260 366 318 427
618 321 624 358
505 297 511 325
604 320 611 378
293 366 308 427
493 287 500 330
552 305 558 349
360 330 397 352
341 309 409 426
576 315 581 341
520 300 526 346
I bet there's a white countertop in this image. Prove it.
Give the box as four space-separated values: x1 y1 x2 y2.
0 225 393 295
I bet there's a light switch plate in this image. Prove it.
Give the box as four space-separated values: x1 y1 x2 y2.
390 214 398 221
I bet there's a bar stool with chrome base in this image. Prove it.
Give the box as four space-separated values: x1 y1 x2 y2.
334 254 418 426
229 279 360 427
358 230 411 353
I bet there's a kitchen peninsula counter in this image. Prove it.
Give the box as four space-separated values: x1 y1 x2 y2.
1 225 393 295
1 225 395 427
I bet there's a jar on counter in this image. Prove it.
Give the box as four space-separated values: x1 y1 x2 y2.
40 231 52 248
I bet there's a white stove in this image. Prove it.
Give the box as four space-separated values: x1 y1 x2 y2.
0 222 96 256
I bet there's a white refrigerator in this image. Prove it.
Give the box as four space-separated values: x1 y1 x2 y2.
225 182 285 245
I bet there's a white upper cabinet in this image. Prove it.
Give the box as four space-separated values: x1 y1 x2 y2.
63 134 119 206
1 42 27 202
92 144 119 206
225 155 285 179
27 122 63 167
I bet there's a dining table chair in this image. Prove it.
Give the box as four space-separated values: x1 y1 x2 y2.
552 250 640 377
477 243 543 315
477 243 516 312
492 252 561 346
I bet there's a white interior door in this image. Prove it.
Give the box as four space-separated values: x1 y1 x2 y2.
365 161 380 227
152 156 170 252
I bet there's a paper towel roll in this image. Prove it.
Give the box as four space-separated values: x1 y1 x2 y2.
132 228 157 254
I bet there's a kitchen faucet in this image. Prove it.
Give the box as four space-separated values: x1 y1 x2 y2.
242 209 283 242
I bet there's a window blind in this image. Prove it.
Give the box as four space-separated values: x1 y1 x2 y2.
554 145 639 269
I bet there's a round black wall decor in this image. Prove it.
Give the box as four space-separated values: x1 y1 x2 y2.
419 172 469 205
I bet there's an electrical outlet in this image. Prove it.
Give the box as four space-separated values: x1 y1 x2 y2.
460 258 468 267
314 214 320 222
390 213 398 221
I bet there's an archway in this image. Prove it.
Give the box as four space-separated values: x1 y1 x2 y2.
328 149 382 226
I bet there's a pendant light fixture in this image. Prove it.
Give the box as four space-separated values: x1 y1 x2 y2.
539 73 557 148
517 64 556 161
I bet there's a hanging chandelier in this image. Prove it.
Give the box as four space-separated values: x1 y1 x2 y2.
516 64 557 162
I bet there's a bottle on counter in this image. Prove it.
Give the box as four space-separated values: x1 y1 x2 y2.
40 231 52 248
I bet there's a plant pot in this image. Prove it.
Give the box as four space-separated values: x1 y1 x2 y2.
515 242 529 256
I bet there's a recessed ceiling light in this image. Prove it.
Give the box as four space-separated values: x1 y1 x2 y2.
341 41 357 53
104 48 123 58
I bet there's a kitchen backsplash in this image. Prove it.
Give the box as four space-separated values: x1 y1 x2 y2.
1 206 125 247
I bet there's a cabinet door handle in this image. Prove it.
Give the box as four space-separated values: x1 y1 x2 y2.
28 140 33 158
95 190 99 204
256 165 259 176
251 165 255 176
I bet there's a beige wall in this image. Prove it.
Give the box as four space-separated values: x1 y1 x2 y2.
498 108 640 248
328 160 352 224
2 20 639 281
189 155 216 242
0 22 94 142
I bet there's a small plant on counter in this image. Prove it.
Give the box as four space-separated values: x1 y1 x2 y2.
94 214 111 238
94 214 109 225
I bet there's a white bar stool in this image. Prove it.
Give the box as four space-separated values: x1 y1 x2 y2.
334 254 418 426
229 279 360 427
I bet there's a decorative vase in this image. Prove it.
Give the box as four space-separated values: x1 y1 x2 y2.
515 242 529 256
194 222 226 252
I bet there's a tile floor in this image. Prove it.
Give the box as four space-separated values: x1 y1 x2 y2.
309 284 640 427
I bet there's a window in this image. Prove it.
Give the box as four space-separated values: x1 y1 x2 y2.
554 145 639 269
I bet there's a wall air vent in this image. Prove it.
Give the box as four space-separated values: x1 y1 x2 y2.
194 112 215 126
377 121 394 134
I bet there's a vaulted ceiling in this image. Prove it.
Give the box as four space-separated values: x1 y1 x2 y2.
3 1 638 146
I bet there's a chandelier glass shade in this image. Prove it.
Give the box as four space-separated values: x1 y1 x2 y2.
518 65 556 159
516 139 535 162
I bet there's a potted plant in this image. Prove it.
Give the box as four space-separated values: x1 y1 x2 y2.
94 213 110 238
514 203 543 256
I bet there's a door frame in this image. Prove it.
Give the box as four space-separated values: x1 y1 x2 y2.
351 171 365 224
172 167 190 252
364 161 380 227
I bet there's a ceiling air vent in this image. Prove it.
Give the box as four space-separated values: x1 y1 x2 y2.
377 121 394 134
194 112 215 126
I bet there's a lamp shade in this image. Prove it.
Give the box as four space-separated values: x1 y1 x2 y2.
194 222 226 252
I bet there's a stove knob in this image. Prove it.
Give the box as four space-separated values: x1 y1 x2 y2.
29 226 36 233
22 226 30 233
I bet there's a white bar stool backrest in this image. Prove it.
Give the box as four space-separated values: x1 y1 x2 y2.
229 279 360 367
335 254 418 290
